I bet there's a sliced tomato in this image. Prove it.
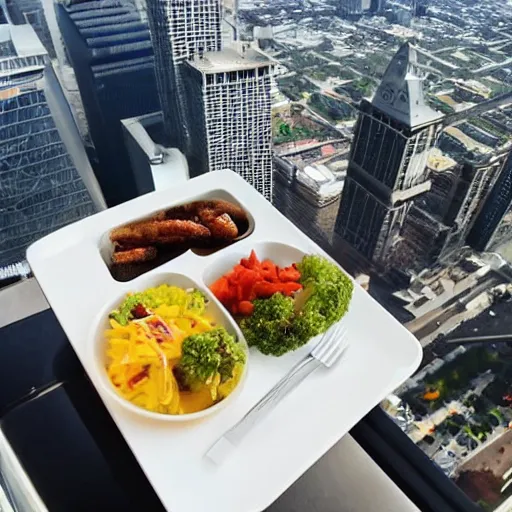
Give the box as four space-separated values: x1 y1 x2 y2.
278 266 301 282
261 260 279 282
238 301 254 316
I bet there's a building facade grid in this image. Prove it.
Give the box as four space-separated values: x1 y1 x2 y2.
146 0 222 150
185 60 274 201
0 75 96 267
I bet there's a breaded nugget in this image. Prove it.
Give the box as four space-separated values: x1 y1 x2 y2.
198 209 238 240
166 200 247 224
110 219 211 245
207 199 247 224
154 236 187 245
112 246 157 265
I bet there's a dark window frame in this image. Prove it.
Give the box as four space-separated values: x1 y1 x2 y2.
351 407 484 512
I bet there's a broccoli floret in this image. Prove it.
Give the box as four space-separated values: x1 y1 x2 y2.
240 256 354 357
240 294 298 356
297 254 353 328
294 281 352 339
109 293 151 326
298 254 350 287
177 328 246 389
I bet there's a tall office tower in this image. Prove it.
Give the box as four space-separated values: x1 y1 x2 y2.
5 0 56 57
437 154 506 254
398 152 506 271
391 153 459 271
56 0 160 206
468 150 512 253
145 0 222 153
182 43 274 201
370 0 386 13
334 43 444 269
0 22 99 269
338 0 365 17
415 0 429 16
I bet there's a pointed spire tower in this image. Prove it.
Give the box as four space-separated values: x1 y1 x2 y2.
372 43 442 128
335 43 444 268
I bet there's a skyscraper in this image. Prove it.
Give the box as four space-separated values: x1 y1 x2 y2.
0 22 99 269
370 0 387 13
468 149 512 253
145 0 222 152
415 0 429 16
56 0 161 206
391 153 459 271
438 154 507 255
338 0 366 17
182 43 274 200
335 43 444 268
398 152 506 271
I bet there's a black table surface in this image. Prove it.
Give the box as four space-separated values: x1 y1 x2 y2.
0 178 371 512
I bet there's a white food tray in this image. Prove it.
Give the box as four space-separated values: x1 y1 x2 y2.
27 171 422 512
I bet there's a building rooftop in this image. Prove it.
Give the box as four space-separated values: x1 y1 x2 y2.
444 126 493 155
372 43 445 128
188 43 273 74
427 148 458 171
0 24 47 78
0 23 46 59
58 1 153 65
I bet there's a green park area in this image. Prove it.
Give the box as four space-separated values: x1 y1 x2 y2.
403 347 504 415
277 75 319 101
308 93 356 123
335 77 376 102
469 117 510 146
272 111 335 145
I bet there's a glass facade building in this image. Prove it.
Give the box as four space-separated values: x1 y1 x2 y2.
468 151 512 252
56 0 160 206
0 23 97 269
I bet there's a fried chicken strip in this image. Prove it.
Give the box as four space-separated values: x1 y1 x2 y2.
166 200 247 224
112 246 157 265
164 203 199 221
198 209 238 240
110 219 211 245
207 199 248 224
154 236 188 245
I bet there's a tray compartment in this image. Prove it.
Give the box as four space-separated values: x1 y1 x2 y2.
202 240 307 288
89 271 248 422
99 189 255 282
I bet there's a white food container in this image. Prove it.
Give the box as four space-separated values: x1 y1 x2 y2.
89 271 249 422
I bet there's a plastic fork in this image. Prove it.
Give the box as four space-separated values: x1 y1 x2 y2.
206 321 349 465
